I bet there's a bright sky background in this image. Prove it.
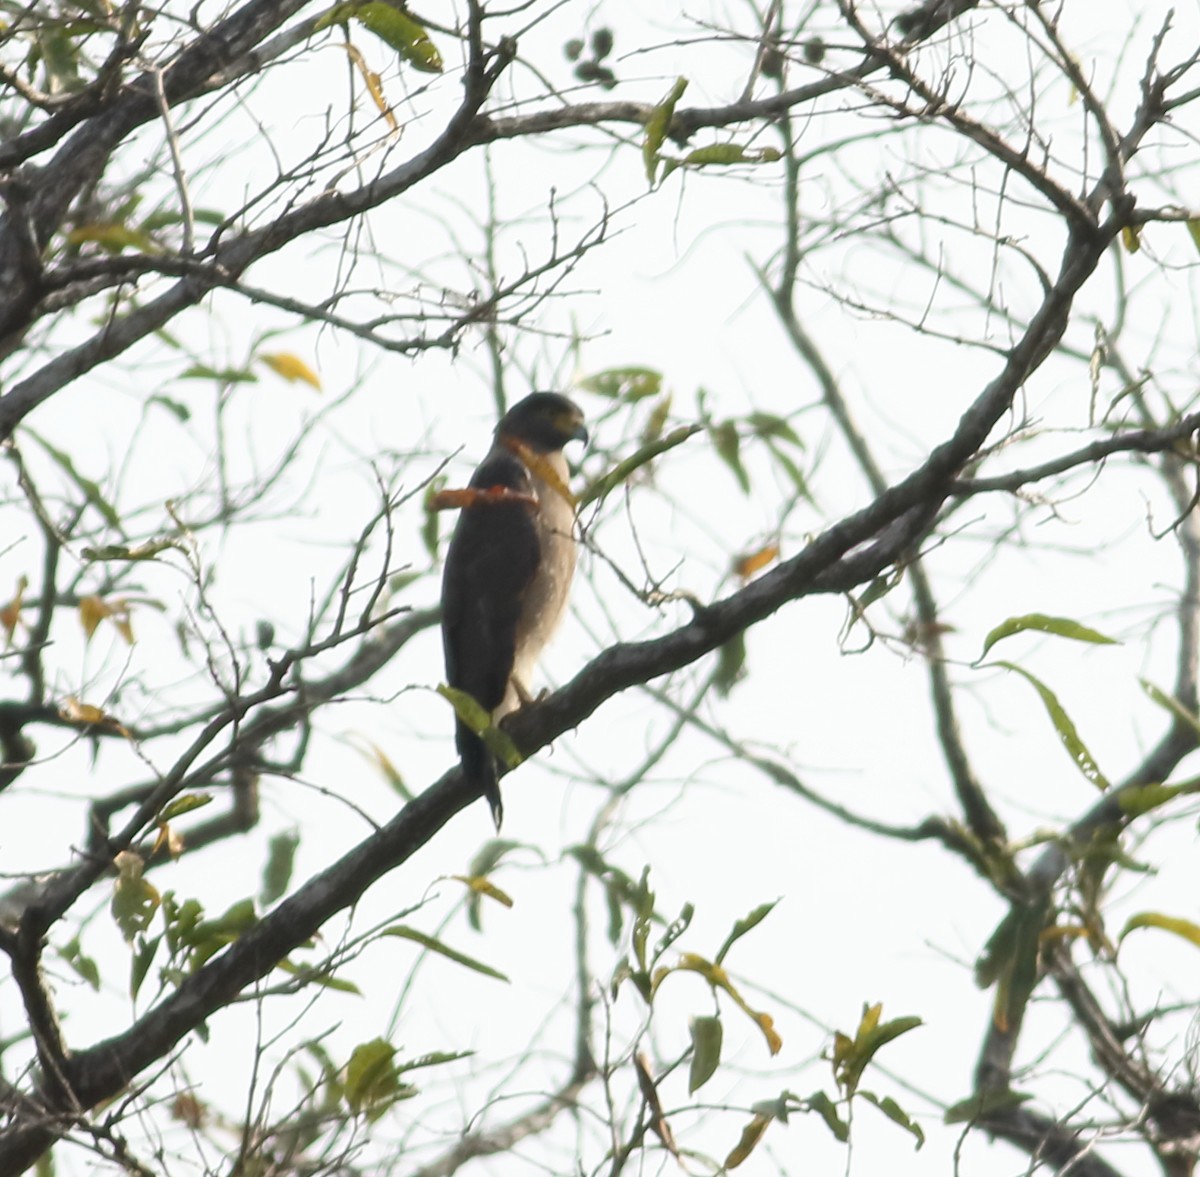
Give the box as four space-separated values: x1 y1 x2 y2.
3 0 1200 1173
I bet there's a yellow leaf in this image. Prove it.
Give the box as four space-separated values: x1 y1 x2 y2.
341 43 398 133
725 1113 770 1169
152 822 186 859
502 436 578 508
450 874 514 908
1120 224 1140 253
0 575 27 642
1120 911 1200 949
733 544 779 580
60 695 129 736
79 594 109 639
260 351 323 390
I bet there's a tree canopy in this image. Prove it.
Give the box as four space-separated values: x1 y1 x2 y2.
0 0 1199 1174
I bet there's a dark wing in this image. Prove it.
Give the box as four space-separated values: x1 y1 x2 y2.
440 449 540 825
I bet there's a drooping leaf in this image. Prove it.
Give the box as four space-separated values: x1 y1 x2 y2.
671 953 782 1055
130 934 162 999
688 1015 723 1093
59 937 100 991
710 420 750 494
342 41 398 131
993 661 1110 790
383 925 509 981
807 1090 850 1141
111 851 161 942
24 430 122 528
643 77 688 184
1188 219 1200 255
978 613 1118 661
1121 223 1141 253
725 1113 770 1168
860 1091 925 1149
713 631 747 697
1119 911 1200 950
260 351 322 390
975 899 1049 1033
0 575 27 643
261 831 301 905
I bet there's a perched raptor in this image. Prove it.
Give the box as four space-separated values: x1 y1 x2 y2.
441 392 588 826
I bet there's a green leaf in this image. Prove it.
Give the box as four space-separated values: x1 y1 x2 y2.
178 364 258 384
315 3 443 72
344 1038 408 1119
579 424 702 507
944 1088 1032 1124
670 953 782 1055
394 1049 473 1074
158 793 213 823
421 474 447 561
831 1003 921 1096
182 898 258 970
975 899 1049 1033
24 430 122 529
1119 911 1200 949
1118 780 1200 818
81 539 183 563
261 831 300 906
577 366 662 401
713 631 747 697
688 1015 722 1093
993 661 1110 790
807 1090 849 1142
710 420 751 494
682 143 781 166
978 613 1118 661
1139 678 1200 739
436 684 523 770
147 394 191 422
382 925 509 982
130 934 161 999
651 902 693 964
643 77 687 184
111 852 160 942
715 899 778 965
1188 219 1200 255
59 937 100 991
66 222 159 253
860 1091 925 1149
275 957 361 994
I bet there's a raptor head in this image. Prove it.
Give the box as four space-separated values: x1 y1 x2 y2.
495 392 588 453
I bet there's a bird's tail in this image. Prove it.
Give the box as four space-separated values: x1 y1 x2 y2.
457 722 503 829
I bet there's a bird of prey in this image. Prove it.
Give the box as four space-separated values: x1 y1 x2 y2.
441 392 588 826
